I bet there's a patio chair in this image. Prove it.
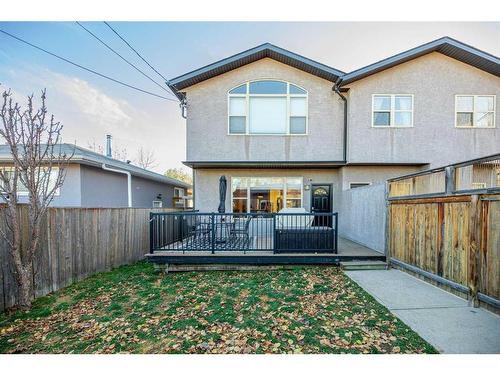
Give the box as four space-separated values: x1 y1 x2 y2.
188 215 212 239
229 215 252 244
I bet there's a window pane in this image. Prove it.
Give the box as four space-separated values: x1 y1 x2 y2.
475 96 494 112
456 96 473 112
286 199 301 208
373 96 391 110
232 199 247 213
229 116 246 133
286 187 301 199
373 112 390 126
456 113 473 127
395 95 412 110
290 117 306 134
250 188 283 213
229 97 246 116
249 97 287 134
475 112 494 127
290 97 306 116
394 112 412 126
232 188 247 198
229 84 247 94
290 84 306 94
249 80 287 94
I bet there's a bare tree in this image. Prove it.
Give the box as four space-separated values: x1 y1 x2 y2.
135 147 157 170
87 139 129 162
0 89 72 309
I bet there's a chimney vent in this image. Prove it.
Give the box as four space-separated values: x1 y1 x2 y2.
106 135 112 158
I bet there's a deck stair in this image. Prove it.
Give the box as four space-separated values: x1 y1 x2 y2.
340 260 388 271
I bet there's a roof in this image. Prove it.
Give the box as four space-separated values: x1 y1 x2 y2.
167 43 345 99
340 36 500 85
168 38 499 97
0 144 191 189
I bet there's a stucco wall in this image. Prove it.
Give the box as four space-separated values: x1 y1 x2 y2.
339 165 422 190
337 182 386 253
131 175 177 208
80 165 179 208
184 58 345 162
193 168 341 213
345 52 500 167
80 165 129 207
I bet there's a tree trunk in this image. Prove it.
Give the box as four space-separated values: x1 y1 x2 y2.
17 263 34 310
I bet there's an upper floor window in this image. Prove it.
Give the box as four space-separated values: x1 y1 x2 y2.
455 95 496 128
228 80 308 135
372 94 413 127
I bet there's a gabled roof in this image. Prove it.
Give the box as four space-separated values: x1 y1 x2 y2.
0 144 191 189
167 43 344 99
340 36 500 86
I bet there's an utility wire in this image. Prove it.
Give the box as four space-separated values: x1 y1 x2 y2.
0 28 177 102
103 22 170 84
76 21 176 98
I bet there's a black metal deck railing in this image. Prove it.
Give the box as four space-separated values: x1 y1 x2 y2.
150 212 338 254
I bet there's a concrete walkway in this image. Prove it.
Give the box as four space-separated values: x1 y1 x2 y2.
346 269 500 354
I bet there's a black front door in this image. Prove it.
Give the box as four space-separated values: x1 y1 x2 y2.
311 184 332 227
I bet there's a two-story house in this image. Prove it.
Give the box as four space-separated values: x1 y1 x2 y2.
167 37 500 215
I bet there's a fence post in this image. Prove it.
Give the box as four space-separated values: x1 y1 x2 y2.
149 212 154 254
272 213 276 254
211 213 215 254
445 166 455 195
468 194 481 307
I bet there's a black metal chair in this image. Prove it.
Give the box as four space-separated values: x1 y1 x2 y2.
229 215 252 248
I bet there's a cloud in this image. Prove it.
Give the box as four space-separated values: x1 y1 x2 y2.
47 71 133 130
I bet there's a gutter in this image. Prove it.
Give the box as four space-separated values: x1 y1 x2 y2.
333 77 347 163
102 163 132 207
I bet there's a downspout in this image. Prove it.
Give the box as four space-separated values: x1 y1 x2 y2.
180 98 187 119
333 77 348 163
102 163 132 207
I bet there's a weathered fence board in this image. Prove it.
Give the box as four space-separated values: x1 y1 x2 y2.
389 194 500 305
0 206 176 311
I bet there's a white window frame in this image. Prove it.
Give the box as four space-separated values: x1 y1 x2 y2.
230 177 304 213
174 187 184 197
454 95 496 128
0 167 60 197
371 94 414 128
227 80 308 136
349 182 372 189
152 200 163 208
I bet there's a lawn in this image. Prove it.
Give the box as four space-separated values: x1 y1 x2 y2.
0 262 437 354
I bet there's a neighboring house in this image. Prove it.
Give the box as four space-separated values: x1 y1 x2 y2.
0 144 191 208
167 36 499 214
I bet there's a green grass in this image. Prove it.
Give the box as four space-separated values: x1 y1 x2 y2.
0 262 437 354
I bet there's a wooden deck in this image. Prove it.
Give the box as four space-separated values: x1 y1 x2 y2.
146 237 385 265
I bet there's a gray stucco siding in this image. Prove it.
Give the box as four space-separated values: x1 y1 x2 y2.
131 175 176 208
80 165 129 207
345 52 500 168
80 165 179 208
184 58 345 163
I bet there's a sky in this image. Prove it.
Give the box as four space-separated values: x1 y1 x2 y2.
0 22 499 174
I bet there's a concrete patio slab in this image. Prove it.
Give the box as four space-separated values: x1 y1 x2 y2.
346 269 500 354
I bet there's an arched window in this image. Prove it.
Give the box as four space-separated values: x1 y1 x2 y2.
228 80 308 135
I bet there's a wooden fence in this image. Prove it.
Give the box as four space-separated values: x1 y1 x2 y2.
387 153 500 310
0 206 176 312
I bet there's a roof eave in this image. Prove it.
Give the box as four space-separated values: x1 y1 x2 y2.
340 37 500 86
168 43 344 92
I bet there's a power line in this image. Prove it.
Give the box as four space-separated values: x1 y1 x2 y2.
0 28 177 102
103 22 170 84
76 22 176 98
